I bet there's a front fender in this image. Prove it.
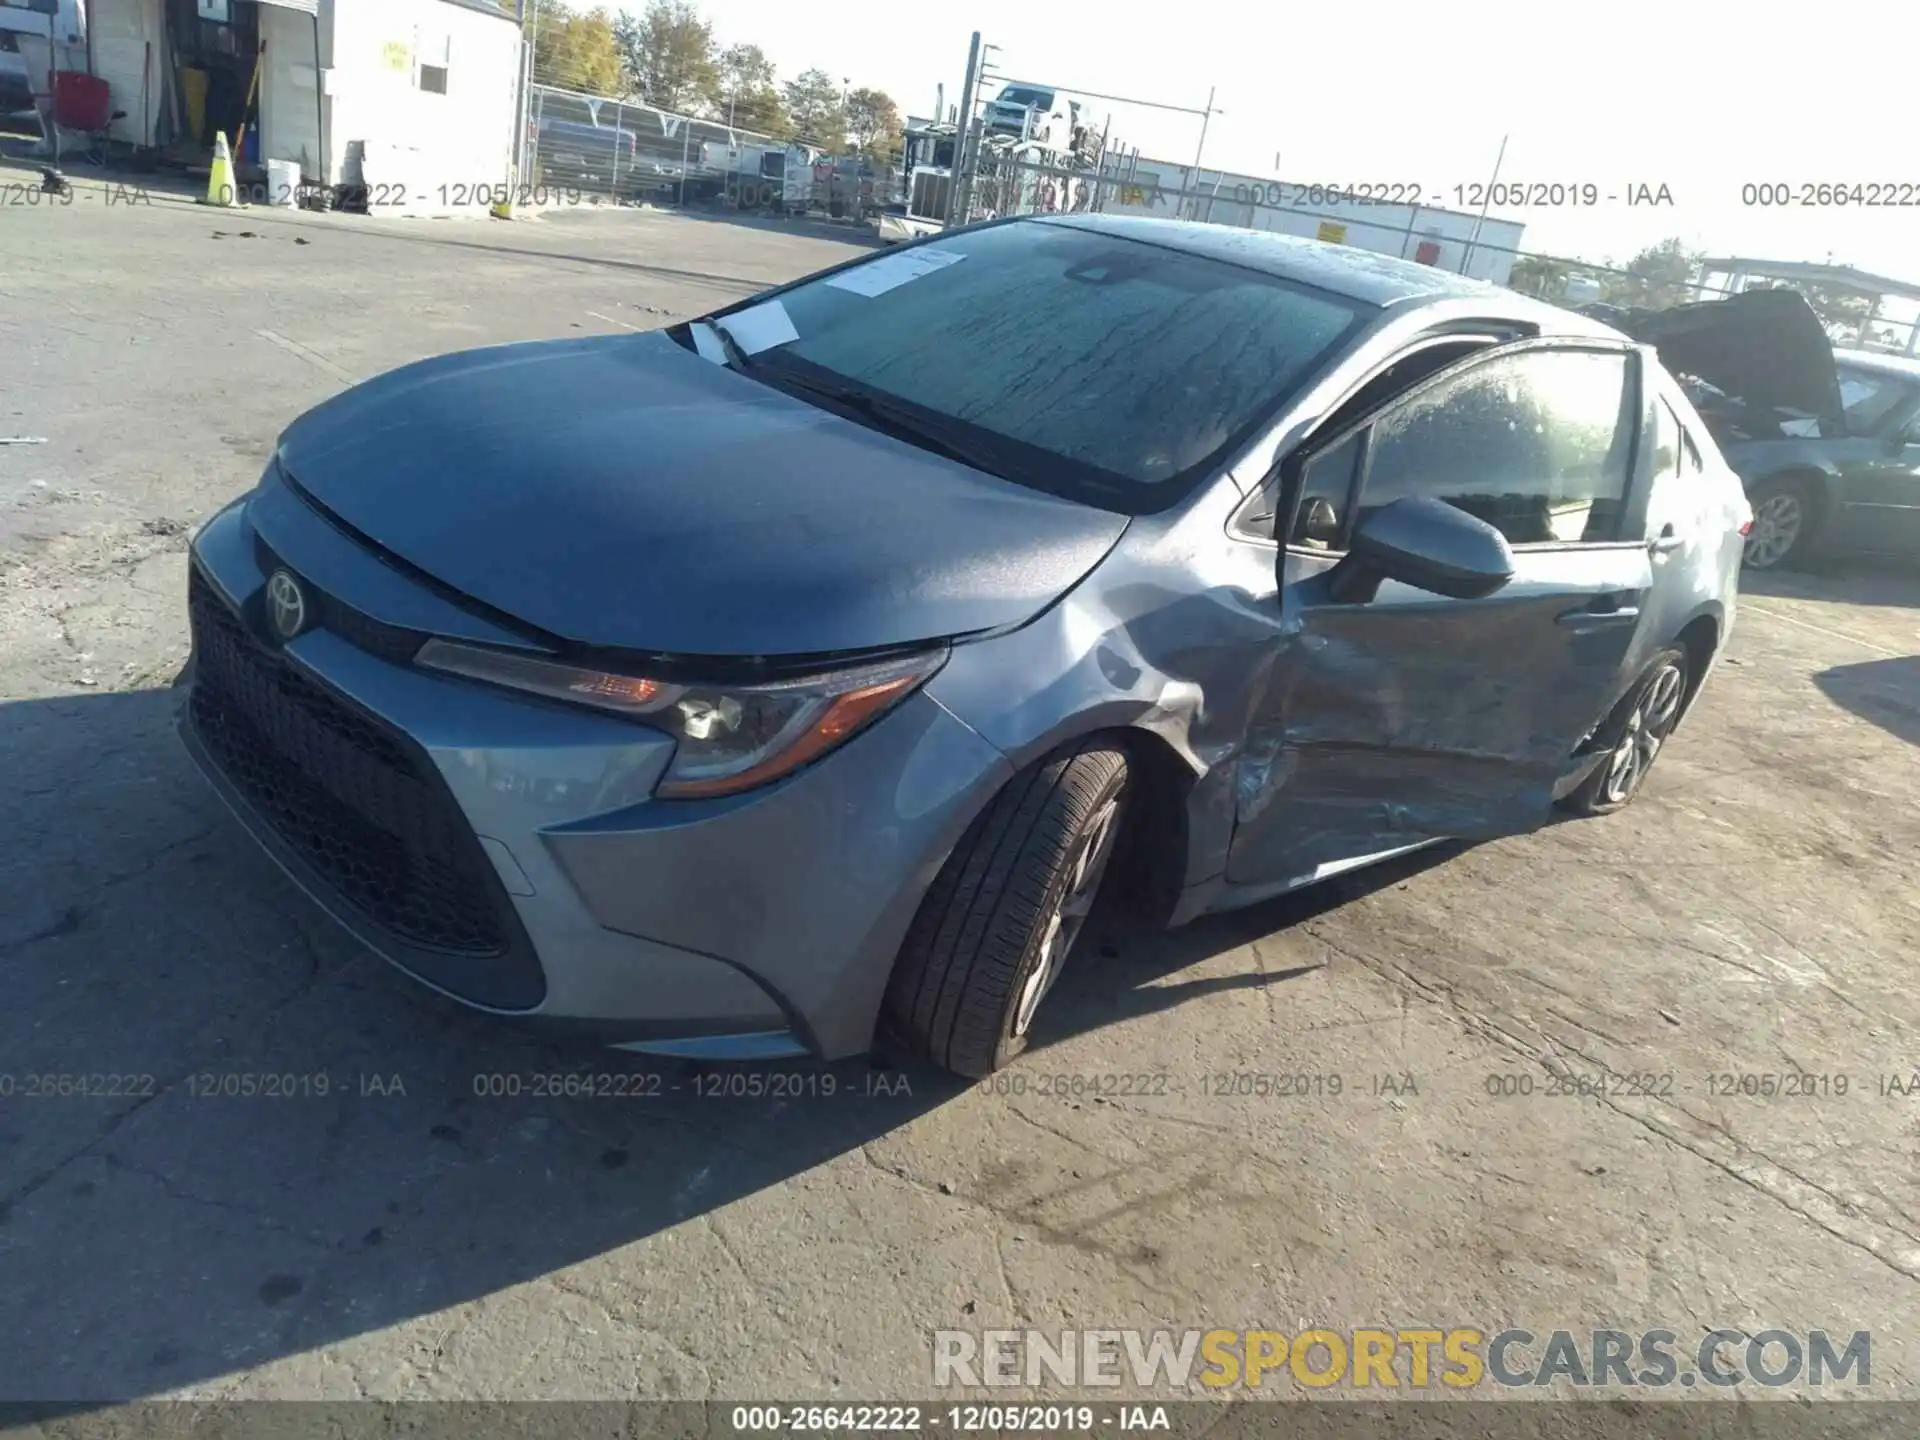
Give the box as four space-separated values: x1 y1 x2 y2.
927 561 1285 897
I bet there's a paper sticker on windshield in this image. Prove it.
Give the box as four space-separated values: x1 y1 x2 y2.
689 321 730 365
824 248 967 298
716 300 800 355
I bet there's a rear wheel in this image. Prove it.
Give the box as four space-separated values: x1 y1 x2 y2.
882 740 1129 1077
1743 476 1815 570
1562 646 1690 816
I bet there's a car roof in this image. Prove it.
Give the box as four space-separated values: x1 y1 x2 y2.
1030 214 1614 335
1832 347 1920 382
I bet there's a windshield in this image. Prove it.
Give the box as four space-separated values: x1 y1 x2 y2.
697 220 1369 512
996 87 1052 108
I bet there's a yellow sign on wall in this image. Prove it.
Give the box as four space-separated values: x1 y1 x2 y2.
1316 220 1348 244
381 40 414 71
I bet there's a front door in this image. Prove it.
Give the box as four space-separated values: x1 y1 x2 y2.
1834 398 1920 555
1227 342 1656 888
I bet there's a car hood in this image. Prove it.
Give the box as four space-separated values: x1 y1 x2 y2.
1593 289 1843 427
275 331 1128 658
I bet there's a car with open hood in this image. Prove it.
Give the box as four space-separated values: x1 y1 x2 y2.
177 216 1751 1076
1586 288 1920 568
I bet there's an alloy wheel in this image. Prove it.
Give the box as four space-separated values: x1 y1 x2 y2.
1600 661 1685 806
1744 491 1803 568
1012 797 1122 1038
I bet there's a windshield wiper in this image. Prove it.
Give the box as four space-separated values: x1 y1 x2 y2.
768 371 1022 478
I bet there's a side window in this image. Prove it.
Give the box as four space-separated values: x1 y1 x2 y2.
1288 429 1362 549
1358 349 1633 546
1251 336 1499 547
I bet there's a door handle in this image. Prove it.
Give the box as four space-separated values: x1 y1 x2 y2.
1649 525 1683 555
1555 594 1642 630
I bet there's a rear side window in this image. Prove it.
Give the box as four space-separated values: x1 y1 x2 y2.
1358 348 1634 545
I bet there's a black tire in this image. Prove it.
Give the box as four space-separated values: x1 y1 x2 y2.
1742 474 1817 570
1561 645 1690 817
882 740 1130 1077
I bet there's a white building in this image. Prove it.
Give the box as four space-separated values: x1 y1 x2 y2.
86 0 523 205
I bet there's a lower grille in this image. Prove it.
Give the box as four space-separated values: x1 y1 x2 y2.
187 568 509 958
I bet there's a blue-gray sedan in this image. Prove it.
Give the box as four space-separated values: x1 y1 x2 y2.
178 215 1753 1076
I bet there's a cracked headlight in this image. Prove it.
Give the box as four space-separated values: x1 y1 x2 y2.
416 639 948 799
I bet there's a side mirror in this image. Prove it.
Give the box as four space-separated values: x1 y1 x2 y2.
1328 496 1515 604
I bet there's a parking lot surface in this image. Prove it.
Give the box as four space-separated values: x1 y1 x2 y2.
3 175 1919 1408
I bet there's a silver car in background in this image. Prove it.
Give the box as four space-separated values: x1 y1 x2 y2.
178 216 1752 1076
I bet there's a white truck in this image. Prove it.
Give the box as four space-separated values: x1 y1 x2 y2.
981 82 1099 164
874 119 956 243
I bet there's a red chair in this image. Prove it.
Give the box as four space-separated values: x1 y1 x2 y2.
49 72 124 166
52 71 112 133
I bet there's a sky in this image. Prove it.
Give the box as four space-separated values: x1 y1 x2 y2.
674 0 1920 280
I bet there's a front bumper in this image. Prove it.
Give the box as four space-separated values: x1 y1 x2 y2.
178 492 1014 1059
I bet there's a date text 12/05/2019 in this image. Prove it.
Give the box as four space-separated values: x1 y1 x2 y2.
1116 181 1676 211
350 182 587 208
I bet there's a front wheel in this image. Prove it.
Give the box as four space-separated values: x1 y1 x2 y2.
881 740 1129 1077
1561 646 1690 816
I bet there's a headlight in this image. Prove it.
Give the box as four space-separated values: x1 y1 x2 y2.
415 639 947 799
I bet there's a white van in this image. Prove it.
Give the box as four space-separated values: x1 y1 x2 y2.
0 0 86 123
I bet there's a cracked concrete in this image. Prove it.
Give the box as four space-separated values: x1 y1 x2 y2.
3 173 1920 1410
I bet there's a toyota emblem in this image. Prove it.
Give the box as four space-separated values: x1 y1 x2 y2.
265 569 308 642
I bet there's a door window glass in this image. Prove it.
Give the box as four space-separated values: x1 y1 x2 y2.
1359 349 1633 545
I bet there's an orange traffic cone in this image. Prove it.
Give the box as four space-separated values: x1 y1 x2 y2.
202 131 241 207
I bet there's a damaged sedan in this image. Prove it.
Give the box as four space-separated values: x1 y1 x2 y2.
177 215 1752 1077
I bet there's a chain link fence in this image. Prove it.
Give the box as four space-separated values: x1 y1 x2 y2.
524 83 901 220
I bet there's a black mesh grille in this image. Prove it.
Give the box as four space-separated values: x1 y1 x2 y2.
187 567 508 957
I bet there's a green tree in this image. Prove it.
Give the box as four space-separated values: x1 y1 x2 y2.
715 43 788 136
1601 237 1701 310
529 1 624 95
781 67 847 151
614 0 718 113
1795 283 1878 339
844 86 903 164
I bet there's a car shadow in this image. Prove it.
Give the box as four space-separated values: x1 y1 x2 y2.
0 685 1457 1409
1814 655 1920 747
1033 842 1472 1051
